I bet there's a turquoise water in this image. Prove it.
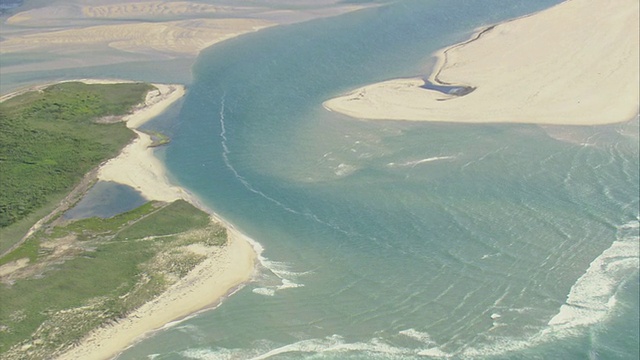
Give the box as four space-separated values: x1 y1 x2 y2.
13 0 634 358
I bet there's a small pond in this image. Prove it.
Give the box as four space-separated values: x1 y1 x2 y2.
63 181 147 220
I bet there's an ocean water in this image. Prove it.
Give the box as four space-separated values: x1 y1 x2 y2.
26 0 637 358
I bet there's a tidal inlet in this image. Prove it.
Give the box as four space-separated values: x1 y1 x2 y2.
0 0 638 359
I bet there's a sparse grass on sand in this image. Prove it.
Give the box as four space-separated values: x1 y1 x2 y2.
0 199 226 359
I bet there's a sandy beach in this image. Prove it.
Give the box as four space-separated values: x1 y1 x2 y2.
324 0 640 125
95 82 192 202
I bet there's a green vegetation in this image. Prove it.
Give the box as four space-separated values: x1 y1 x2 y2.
0 82 153 237
0 200 226 359
115 200 211 240
0 195 66 255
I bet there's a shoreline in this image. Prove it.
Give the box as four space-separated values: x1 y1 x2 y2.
323 0 640 125
0 80 259 359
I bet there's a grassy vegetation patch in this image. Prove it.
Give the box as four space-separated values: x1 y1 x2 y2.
0 82 153 240
0 238 39 267
0 200 227 359
114 200 211 241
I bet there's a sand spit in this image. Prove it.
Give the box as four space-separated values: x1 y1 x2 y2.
324 0 640 125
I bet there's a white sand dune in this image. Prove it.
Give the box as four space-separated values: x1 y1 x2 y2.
5 5 83 24
324 0 640 125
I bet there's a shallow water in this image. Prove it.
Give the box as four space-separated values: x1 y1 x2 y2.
114 1 639 359
6 0 638 358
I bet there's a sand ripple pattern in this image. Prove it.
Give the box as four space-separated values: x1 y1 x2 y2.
82 1 223 18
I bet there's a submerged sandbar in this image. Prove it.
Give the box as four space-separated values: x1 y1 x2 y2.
324 0 639 125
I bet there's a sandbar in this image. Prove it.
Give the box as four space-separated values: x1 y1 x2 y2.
0 0 366 77
324 0 640 125
1 18 274 57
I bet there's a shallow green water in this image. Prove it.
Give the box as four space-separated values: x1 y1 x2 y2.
7 0 639 358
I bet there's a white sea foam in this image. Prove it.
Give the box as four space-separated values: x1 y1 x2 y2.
247 335 417 359
547 219 639 330
415 219 640 358
249 240 307 297
387 155 456 168
182 337 417 360
182 347 239 359
417 347 450 357
456 219 640 358
334 163 358 177
398 329 436 346
182 333 446 359
251 287 276 296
